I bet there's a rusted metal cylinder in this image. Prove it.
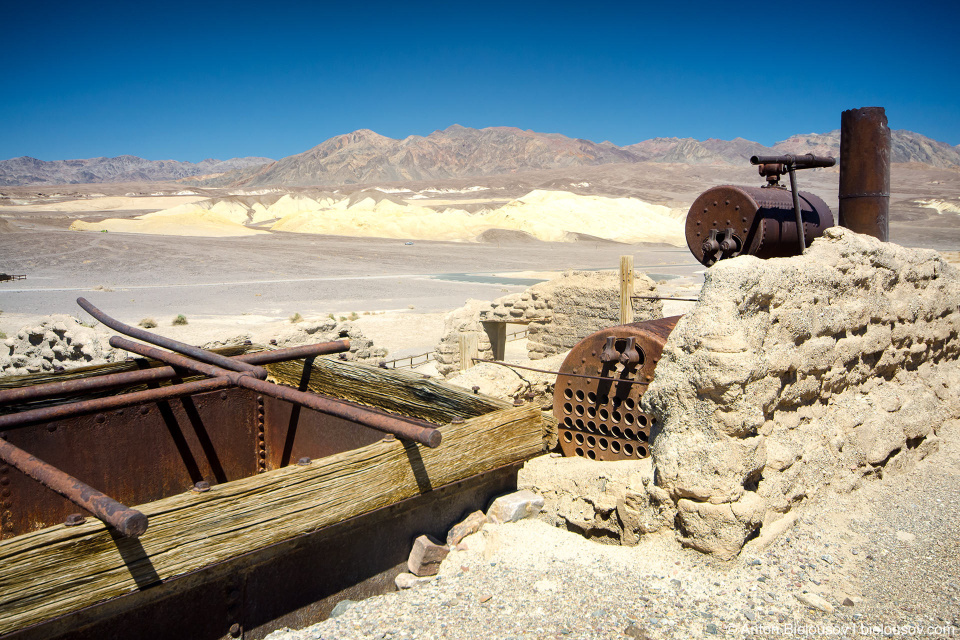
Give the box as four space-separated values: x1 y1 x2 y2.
839 107 890 241
112 338 443 448
685 186 834 266
77 297 269 380
0 340 350 406
553 316 681 461
0 438 148 537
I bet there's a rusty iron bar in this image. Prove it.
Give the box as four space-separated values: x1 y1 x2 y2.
0 377 233 430
111 338 443 448
749 154 836 170
240 340 350 365
0 340 351 406
473 358 650 386
77 297 269 380
839 107 890 241
0 436 148 537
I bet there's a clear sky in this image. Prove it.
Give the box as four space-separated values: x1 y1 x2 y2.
3 0 958 162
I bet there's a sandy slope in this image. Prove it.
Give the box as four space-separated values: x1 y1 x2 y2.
69 208 267 237
0 195 207 212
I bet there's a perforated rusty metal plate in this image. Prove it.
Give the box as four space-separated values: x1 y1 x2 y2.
553 316 680 461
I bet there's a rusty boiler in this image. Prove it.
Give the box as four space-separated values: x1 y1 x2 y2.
685 154 836 266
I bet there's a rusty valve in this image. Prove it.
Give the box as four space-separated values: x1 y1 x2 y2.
618 337 640 368
600 336 620 365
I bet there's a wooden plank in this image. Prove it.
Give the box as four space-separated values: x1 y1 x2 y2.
265 357 509 424
620 255 635 325
0 404 543 635
457 332 479 373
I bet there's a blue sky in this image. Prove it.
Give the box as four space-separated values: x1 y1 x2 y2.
2 0 957 162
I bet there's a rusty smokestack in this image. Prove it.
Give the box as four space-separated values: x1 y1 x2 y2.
839 107 890 241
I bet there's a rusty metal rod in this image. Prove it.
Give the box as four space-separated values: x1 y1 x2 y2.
750 154 836 169
112 338 443 448
787 164 806 253
241 340 350 365
0 437 148 537
0 377 233 430
0 340 351 406
77 297 269 380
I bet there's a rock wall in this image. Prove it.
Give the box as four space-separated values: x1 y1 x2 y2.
273 320 387 363
0 315 115 376
435 271 662 377
643 228 960 559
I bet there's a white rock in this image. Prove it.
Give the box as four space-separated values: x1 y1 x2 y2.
487 490 544 524
796 592 835 613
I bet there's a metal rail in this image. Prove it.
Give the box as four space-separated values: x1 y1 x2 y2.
381 329 529 370
77 297 269 380
0 437 148 537
112 338 442 448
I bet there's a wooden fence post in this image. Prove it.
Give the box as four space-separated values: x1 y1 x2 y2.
459 332 479 372
620 255 634 325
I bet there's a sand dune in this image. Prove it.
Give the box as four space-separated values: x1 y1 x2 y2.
63 189 686 244
917 198 960 215
70 208 267 237
271 190 686 245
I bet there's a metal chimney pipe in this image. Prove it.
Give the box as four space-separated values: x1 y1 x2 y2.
839 107 890 241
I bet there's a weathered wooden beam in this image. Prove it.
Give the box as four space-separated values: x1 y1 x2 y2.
0 404 543 635
458 332 479 373
620 255 635 325
264 354 509 424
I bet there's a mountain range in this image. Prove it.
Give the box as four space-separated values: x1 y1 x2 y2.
0 155 272 187
3 126 958 188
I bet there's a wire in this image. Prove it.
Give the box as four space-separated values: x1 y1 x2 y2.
632 295 699 302
473 359 649 386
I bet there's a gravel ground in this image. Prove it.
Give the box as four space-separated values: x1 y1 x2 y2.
266 421 959 640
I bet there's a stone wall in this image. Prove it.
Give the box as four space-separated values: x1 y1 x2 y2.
1 315 115 376
434 271 662 377
643 228 960 559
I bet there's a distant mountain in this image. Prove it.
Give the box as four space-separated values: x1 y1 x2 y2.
198 126 959 188
197 126 639 188
3 125 957 188
0 155 273 187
